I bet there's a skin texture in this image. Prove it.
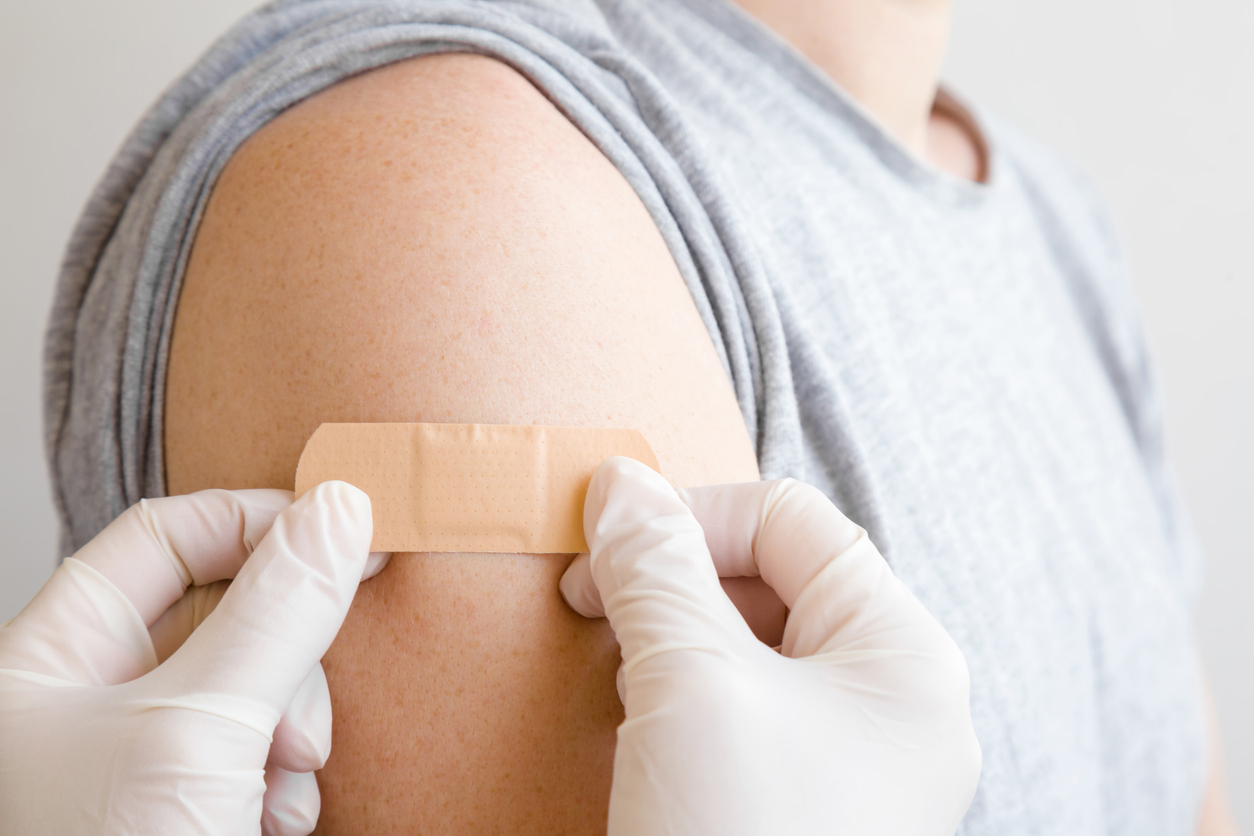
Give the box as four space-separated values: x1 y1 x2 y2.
731 0 957 160
166 54 761 833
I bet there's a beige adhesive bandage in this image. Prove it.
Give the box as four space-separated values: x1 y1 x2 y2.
294 423 659 553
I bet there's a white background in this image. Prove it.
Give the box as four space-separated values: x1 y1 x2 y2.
1 0 1249 826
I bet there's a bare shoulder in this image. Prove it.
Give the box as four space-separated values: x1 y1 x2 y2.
166 53 758 494
167 54 761 834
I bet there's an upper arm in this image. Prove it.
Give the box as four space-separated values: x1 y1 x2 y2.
165 53 759 834
166 52 757 496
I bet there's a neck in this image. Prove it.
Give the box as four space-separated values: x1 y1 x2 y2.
730 0 954 158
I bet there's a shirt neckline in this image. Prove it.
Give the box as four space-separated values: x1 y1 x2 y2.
672 0 1002 208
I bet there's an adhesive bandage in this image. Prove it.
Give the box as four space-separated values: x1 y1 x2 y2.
294 423 659 553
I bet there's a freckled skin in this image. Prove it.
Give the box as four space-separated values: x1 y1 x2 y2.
165 54 761 833
317 554 624 832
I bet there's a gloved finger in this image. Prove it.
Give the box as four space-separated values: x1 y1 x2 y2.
261 765 321 836
269 663 332 772
147 551 386 666
155 481 372 727
685 480 939 659
363 551 393 580
558 553 602 617
679 479 863 609
0 558 157 685
675 480 779 578
149 579 231 663
75 489 293 627
782 531 944 659
582 457 752 664
561 553 787 646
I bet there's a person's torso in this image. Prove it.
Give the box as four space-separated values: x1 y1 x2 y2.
585 1 1207 831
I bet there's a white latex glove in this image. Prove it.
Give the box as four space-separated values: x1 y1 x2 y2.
560 458 981 836
0 482 385 836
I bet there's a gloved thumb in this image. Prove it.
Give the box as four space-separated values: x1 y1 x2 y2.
570 457 753 665
152 481 373 733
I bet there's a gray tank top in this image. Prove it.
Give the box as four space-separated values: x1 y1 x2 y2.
43 0 1207 831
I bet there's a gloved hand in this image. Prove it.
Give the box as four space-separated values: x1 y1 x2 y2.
0 482 383 836
560 458 982 836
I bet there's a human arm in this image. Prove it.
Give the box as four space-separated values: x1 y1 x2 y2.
164 52 766 833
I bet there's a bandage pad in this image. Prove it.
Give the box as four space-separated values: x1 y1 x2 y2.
294 423 659 553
